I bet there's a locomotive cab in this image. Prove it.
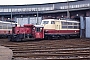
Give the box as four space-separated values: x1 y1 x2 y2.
33 25 44 39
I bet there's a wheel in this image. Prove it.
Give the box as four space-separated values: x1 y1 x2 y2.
65 35 70 39
9 38 12 41
8 35 12 41
15 38 22 42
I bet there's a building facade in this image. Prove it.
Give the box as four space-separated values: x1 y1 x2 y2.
0 0 90 25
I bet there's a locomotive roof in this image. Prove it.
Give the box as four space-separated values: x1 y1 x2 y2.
0 20 18 24
42 19 79 23
24 24 33 27
34 25 44 27
42 19 57 21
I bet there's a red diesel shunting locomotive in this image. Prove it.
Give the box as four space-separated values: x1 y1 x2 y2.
8 24 44 41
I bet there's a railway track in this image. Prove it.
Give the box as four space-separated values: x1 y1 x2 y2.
0 38 90 60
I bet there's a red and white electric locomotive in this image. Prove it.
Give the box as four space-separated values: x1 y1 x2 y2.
41 19 80 39
8 24 44 41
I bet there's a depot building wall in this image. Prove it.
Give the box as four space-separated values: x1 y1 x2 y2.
0 0 90 26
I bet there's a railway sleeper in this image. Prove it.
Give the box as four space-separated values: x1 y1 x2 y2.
13 53 90 58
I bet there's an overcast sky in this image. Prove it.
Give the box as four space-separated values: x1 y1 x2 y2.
0 0 76 5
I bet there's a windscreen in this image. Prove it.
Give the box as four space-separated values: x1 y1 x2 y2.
36 27 42 32
42 21 49 24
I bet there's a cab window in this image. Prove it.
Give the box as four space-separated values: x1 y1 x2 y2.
42 21 49 24
36 27 42 32
51 21 55 24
